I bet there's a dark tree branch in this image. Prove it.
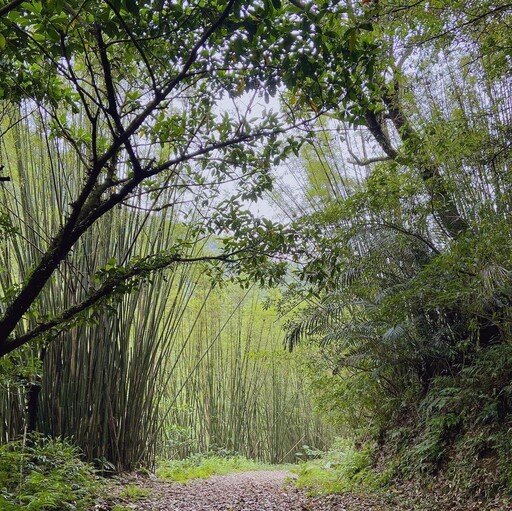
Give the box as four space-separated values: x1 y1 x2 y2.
347 146 391 166
364 108 398 159
418 4 512 46
371 221 441 255
104 0 158 92
0 0 238 348
0 0 24 18
381 83 469 238
0 250 247 356
95 24 143 176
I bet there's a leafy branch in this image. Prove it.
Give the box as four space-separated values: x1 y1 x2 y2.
1 249 251 356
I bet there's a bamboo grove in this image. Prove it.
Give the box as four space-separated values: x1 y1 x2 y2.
0 107 331 468
1 0 512 498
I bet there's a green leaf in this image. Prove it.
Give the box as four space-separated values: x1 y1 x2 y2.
349 30 357 52
0 33 6 50
359 22 373 31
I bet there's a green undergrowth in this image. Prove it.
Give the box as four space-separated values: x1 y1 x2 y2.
388 350 512 502
105 484 151 511
295 343 512 507
291 439 393 496
157 454 281 483
0 434 98 511
117 484 151 501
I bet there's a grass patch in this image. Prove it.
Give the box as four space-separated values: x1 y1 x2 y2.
292 439 393 496
157 454 278 483
118 483 151 501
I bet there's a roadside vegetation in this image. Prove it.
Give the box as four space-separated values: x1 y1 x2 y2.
292 440 391 497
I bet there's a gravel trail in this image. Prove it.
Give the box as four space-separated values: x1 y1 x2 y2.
102 470 388 511
153 470 306 510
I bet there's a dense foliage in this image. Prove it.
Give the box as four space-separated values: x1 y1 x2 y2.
272 0 512 499
0 0 511 505
0 0 306 357
0 0 325 471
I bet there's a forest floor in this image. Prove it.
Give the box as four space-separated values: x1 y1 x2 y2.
96 469 512 510
97 470 388 511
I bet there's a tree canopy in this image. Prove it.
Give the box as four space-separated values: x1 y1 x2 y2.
0 0 310 356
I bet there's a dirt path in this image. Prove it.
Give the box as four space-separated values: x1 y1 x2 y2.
102 470 388 511
149 470 306 510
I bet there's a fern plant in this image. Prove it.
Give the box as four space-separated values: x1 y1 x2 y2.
0 435 97 511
